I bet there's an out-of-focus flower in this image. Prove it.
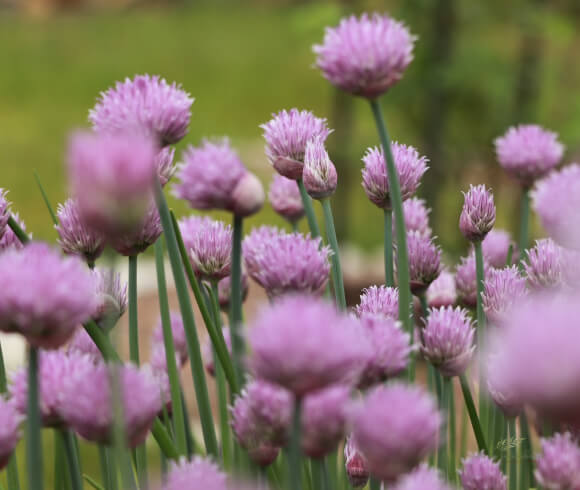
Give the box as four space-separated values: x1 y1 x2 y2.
0 213 26 252
459 185 496 243
482 266 527 325
0 397 20 470
391 465 453 490
230 172 265 217
495 124 564 187
0 190 11 240
163 457 227 490
111 203 162 256
361 143 428 210
68 328 102 362
92 268 127 330
562 249 580 290
152 312 188 367
395 197 431 238
535 432 580 490
401 232 441 294
268 174 305 224
303 137 337 199
480 229 517 269
426 270 456 308
260 109 331 180
313 13 416 99
203 327 231 377
355 285 399 320
344 436 369 488
459 453 507 490
155 146 176 187
455 254 490 308
218 274 249 312
524 238 564 290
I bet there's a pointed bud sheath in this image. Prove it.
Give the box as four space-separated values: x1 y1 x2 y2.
230 172 265 217
344 436 369 488
460 185 496 242
303 137 337 200
459 453 507 490
535 432 580 490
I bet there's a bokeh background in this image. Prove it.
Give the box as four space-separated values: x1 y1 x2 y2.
2 0 580 259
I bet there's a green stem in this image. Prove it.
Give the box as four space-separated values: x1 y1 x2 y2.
33 170 58 226
519 413 534 489
321 199 346 310
326 451 338 490
310 460 324 490
291 220 299 233
297 179 321 238
509 419 517 490
7 216 29 245
459 374 488 455
289 399 303 490
26 347 43 490
449 379 456 482
154 179 218 457
229 214 245 389
518 189 530 266
54 431 65 490
61 431 83 490
369 99 411 335
384 210 394 287
369 478 381 490
474 241 488 438
436 375 448 476
460 402 468 459
154 239 187 456
98 447 115 490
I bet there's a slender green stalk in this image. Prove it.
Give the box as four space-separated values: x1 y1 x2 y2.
83 474 105 490
321 199 346 310
33 170 58 225
229 214 246 388
54 431 65 490
437 376 448 477
61 431 83 490
297 179 321 238
474 241 489 437
99 447 115 490
519 414 534 489
26 347 43 490
384 210 394 286
508 419 517 490
518 189 530 264
291 221 299 232
449 379 457 482
310 460 324 490
326 450 338 490
289 399 303 490
154 239 187 456
7 216 29 244
369 99 411 336
460 403 468 459
459 374 488 454
369 478 381 490
154 179 218 457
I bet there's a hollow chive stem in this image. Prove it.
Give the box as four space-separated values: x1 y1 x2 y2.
518 189 530 266
289 399 303 490
459 374 489 455
474 241 489 439
384 210 394 287
519 413 534 489
321 198 346 310
7 216 29 245
297 179 321 238
26 346 43 490
61 430 83 490
229 214 246 388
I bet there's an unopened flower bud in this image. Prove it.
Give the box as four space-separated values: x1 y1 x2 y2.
303 137 337 199
230 172 265 217
459 185 496 242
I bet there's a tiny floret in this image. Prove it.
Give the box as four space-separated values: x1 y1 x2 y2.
268 174 305 224
459 184 496 242
459 452 507 490
535 432 580 490
355 285 399 319
482 266 527 325
303 136 338 199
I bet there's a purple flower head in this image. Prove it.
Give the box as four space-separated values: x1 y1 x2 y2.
344 436 370 488
313 13 416 98
0 397 20 470
163 457 227 490
152 312 188 367
391 465 453 490
400 231 441 294
203 327 231 377
0 213 25 252
535 432 580 490
302 385 353 459
460 453 507 490
532 164 580 249
218 274 249 312
460 185 496 242
243 226 331 298
156 146 176 187
67 131 156 237
426 270 456 308
173 138 247 211
362 143 428 210
0 243 97 349
59 358 162 447
68 328 102 362
260 109 331 180
395 197 432 238
268 174 305 224
248 295 371 396
355 285 399 319
111 203 162 256
482 266 527 325
303 136 338 199
0 190 10 240
179 216 232 282
352 383 441 482
55 198 105 263
89 74 193 146
358 314 410 387
481 229 517 269
230 172 265 218
455 254 490 308
524 238 564 290
495 124 564 186
92 268 127 330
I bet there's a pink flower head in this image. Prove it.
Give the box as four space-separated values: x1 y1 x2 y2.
302 385 353 459
401 231 441 294
532 164 580 249
163 457 227 490
0 213 25 253
173 138 247 211
268 174 305 224
260 109 331 180
460 453 507 490
0 243 97 348
395 197 432 238
460 184 496 242
352 383 441 482
68 328 102 362
455 254 490 308
495 124 564 186
524 238 564 290
179 216 232 282
218 274 249 312
362 143 428 210
355 285 399 320
203 327 231 377
56 198 105 263
0 397 20 470
426 270 456 308
152 312 188 367
67 131 156 237
391 465 453 490
344 436 370 488
0 190 10 240
481 229 517 269
535 432 580 490
313 13 416 99
358 314 410 387
59 358 162 447
110 203 162 256
89 74 193 146
303 136 337 199
482 266 527 325
248 295 371 396
243 226 331 298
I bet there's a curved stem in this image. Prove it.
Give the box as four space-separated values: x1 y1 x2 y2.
297 179 321 238
459 374 489 455
26 346 43 490
321 199 346 310
384 210 394 287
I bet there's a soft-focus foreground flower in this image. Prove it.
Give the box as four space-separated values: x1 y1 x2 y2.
56 198 105 263
455 254 490 308
302 385 352 458
243 226 331 298
0 213 25 252
535 432 580 490
60 357 162 447
179 216 232 282
203 327 231 377
0 243 96 348
459 452 507 490
396 197 432 238
459 184 496 242
362 143 428 210
0 397 20 470
152 312 188 367
421 306 474 377
92 268 127 330
163 457 227 490
89 74 193 146
344 436 370 488
355 285 399 319
313 13 416 99
426 270 456 308
532 164 580 249
260 109 331 180
303 136 337 199
482 266 527 325
67 131 156 237
481 229 517 268
352 383 441 482
524 238 564 290
68 328 102 362
495 124 564 187
401 231 441 294
268 174 305 224
391 465 453 490
218 273 249 312
248 295 370 396
110 203 162 256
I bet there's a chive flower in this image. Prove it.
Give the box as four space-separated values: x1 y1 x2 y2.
459 184 496 243
482 266 527 325
268 174 305 224
303 136 338 199
535 432 580 490
459 453 507 490
355 285 399 320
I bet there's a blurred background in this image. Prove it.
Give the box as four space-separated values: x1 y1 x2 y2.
2 0 580 258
